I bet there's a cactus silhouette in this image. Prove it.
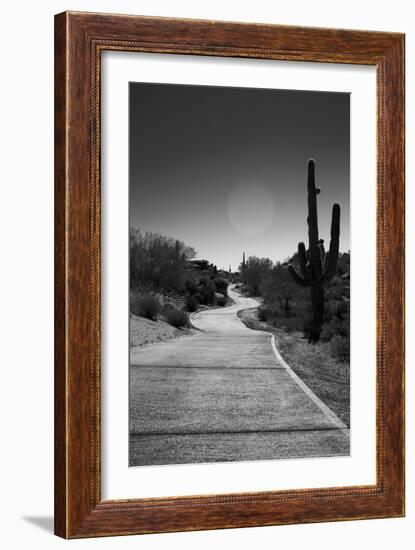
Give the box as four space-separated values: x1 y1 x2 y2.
288 159 340 341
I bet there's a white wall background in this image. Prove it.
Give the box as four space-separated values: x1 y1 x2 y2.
0 1 412 548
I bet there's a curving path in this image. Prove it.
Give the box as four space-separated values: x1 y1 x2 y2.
129 285 349 466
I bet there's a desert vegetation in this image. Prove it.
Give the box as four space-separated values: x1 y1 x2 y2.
130 228 196 293
238 159 349 363
130 292 161 321
239 253 350 363
288 159 341 342
129 229 231 332
163 303 189 328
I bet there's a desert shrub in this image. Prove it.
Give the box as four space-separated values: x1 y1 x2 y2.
132 292 161 320
130 291 142 317
164 306 189 328
240 256 273 295
301 311 315 340
198 278 216 305
162 302 176 314
325 296 348 320
336 299 349 318
330 335 350 362
337 252 350 276
258 306 274 322
260 263 303 317
214 278 228 297
185 294 200 312
251 251 350 341
130 228 196 293
216 295 227 307
193 293 203 304
185 278 199 295
280 317 304 332
242 284 254 297
257 306 267 322
320 320 338 342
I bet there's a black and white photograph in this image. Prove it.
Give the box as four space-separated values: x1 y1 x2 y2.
129 82 350 467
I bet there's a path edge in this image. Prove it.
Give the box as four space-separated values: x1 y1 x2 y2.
270 335 349 434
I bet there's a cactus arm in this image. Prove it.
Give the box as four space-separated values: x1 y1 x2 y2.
288 264 310 287
298 242 310 279
319 242 327 274
323 203 340 282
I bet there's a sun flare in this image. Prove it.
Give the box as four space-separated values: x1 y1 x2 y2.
227 179 275 237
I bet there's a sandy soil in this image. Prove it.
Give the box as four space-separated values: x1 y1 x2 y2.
130 314 196 348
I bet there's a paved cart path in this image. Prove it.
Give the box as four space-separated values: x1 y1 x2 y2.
129 285 349 465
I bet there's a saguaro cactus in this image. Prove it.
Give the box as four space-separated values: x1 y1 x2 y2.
288 159 340 341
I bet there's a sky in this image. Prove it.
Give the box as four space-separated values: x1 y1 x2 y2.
129 82 350 271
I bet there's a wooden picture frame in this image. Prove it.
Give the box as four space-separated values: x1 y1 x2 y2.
54 11 405 538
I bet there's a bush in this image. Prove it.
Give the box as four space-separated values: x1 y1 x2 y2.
330 335 350 362
280 317 304 332
242 284 254 297
301 312 314 340
241 256 273 295
216 295 227 307
258 306 273 322
198 278 216 305
131 292 161 320
164 306 189 328
162 302 176 315
185 278 199 295
320 320 338 342
185 294 200 312
130 228 196 293
214 278 228 297
130 291 141 317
